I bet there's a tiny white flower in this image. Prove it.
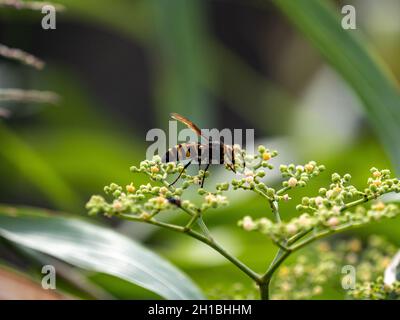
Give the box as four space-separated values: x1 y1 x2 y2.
315 196 324 206
326 190 334 199
332 206 341 214
242 216 255 231
327 217 340 227
286 223 298 235
288 177 298 188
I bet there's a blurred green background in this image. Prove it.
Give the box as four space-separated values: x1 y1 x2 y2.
0 0 400 299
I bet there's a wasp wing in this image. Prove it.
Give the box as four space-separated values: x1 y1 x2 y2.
170 113 206 138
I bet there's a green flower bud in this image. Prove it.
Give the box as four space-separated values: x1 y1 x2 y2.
257 171 266 178
175 188 183 195
370 167 378 173
322 199 331 207
331 173 341 183
266 188 275 197
370 184 378 192
282 181 289 187
319 188 327 196
258 145 266 153
300 176 309 183
130 166 139 172
113 190 122 197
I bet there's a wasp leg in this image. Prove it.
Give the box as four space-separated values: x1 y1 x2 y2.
200 136 213 188
169 160 192 186
200 162 211 188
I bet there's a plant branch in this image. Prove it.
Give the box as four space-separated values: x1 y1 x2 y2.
289 222 364 252
0 89 59 104
0 43 44 69
287 228 312 245
120 213 261 283
150 173 213 238
262 249 291 281
269 199 281 223
258 194 379 298
340 194 373 212
184 209 201 230
0 0 65 11
276 186 291 196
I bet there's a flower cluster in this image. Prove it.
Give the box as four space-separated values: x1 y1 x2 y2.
239 169 400 244
271 250 337 300
86 153 233 220
87 144 400 300
232 149 325 203
349 278 400 300
346 236 400 300
348 235 397 283
208 283 257 300
271 236 398 300
231 146 277 191
279 161 326 190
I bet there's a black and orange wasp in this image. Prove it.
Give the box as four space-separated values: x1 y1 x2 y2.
162 113 243 188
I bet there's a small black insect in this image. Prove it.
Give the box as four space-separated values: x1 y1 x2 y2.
167 197 182 207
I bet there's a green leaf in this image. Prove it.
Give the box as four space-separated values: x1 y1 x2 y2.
0 123 81 212
273 0 400 173
0 206 204 300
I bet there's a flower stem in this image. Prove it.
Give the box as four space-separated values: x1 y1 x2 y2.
186 230 262 283
340 194 372 212
120 213 261 283
259 280 270 300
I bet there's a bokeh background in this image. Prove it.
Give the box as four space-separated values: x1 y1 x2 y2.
1 0 400 299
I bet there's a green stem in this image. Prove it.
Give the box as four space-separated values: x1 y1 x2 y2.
186 229 262 283
258 247 291 300
258 194 381 297
159 176 213 238
179 206 212 238
257 197 290 299
185 209 202 230
262 249 291 281
276 186 291 196
120 213 261 283
287 228 312 245
340 194 372 212
289 222 363 251
259 280 270 300
121 179 379 300
270 200 281 223
260 222 368 292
